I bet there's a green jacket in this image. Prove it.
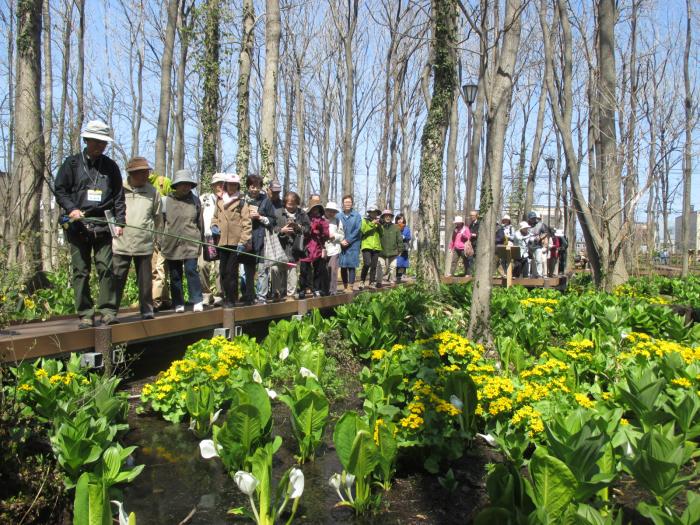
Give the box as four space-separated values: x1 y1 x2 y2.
379 222 403 257
361 218 382 251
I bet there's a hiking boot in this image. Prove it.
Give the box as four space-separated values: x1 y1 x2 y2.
193 302 204 312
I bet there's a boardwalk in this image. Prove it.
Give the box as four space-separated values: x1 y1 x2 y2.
0 275 567 363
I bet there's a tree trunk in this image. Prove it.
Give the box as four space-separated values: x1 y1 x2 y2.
281 67 293 192
416 0 456 288
523 78 547 218
236 0 254 181
295 68 307 201
201 0 221 186
443 86 459 267
41 0 54 270
72 0 85 151
340 0 359 198
55 0 71 173
154 0 179 178
623 0 639 272
260 0 281 183
9 0 45 280
681 0 692 276
173 2 192 172
467 0 523 343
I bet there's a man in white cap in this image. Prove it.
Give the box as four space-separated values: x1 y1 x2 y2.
198 173 226 306
513 221 531 277
55 120 125 328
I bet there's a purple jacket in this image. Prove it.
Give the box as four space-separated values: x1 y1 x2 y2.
301 216 330 262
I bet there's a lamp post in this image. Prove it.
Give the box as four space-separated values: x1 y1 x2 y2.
545 156 555 227
462 83 478 214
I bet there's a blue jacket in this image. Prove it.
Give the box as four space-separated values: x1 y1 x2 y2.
396 226 412 268
338 210 362 268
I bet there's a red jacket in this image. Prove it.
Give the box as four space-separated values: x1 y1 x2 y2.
301 216 330 262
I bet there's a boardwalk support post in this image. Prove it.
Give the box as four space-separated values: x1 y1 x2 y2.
94 325 113 375
222 307 235 340
297 299 308 316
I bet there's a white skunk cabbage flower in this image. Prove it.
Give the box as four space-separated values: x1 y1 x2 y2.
265 388 278 399
252 369 263 384
288 468 305 499
299 367 318 380
110 501 130 525
199 439 221 459
279 347 290 360
449 395 464 410
233 471 259 496
477 433 497 447
344 472 356 490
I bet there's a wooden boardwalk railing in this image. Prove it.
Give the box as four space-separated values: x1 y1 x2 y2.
0 275 567 364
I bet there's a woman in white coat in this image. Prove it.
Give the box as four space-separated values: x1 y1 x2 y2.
324 201 345 295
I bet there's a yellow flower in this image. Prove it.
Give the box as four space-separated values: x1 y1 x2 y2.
34 369 48 379
399 413 424 430
620 418 629 426
574 393 595 408
373 418 385 445
49 374 63 385
155 392 166 400
371 349 387 360
601 392 613 401
671 377 692 388
488 396 513 416
23 297 36 310
141 384 154 396
18 383 33 392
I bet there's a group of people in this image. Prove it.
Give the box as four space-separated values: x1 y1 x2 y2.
54 121 413 329
447 209 568 279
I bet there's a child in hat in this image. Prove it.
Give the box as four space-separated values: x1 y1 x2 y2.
448 216 472 277
377 209 403 287
299 202 330 297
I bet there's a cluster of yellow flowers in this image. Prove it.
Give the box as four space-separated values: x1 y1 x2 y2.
671 377 692 388
433 331 483 360
400 413 424 429
519 297 559 312
23 297 36 310
510 405 544 436
613 284 670 304
574 393 595 408
619 337 700 365
520 357 569 379
564 339 595 361
371 349 387 360
18 383 33 392
49 371 78 385
373 418 385 445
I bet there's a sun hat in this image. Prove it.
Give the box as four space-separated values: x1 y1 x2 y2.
211 172 227 184
325 201 340 212
366 203 381 214
453 216 465 224
502 214 511 222
308 202 325 215
81 120 113 142
125 156 152 173
269 180 282 192
224 173 240 185
381 209 394 217
172 169 197 188
519 221 530 229
555 229 564 237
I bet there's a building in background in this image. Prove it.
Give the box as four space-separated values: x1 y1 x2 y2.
674 205 699 254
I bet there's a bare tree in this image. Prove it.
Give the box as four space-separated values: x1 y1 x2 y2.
201 0 221 184
8 0 44 278
416 0 457 287
236 0 255 180
680 0 692 276
72 0 85 150
465 0 524 341
260 0 281 183
41 0 54 269
154 0 179 178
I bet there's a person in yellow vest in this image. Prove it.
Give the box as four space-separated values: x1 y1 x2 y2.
149 171 172 310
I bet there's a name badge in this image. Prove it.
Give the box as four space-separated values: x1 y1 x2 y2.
87 189 103 203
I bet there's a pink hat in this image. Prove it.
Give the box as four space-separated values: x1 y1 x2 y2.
225 173 240 184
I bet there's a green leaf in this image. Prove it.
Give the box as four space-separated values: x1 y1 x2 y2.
529 447 576 522
333 412 368 471
229 404 263 452
73 472 90 525
347 430 379 479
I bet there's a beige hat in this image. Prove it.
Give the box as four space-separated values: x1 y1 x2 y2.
325 201 340 212
453 216 464 224
502 214 511 222
125 156 152 173
211 172 227 184
81 120 113 142
519 221 530 230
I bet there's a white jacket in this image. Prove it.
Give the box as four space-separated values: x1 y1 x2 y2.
200 192 218 236
325 218 345 256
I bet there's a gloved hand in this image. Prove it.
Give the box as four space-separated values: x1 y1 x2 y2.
211 225 220 236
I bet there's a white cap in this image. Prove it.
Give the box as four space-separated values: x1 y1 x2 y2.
81 120 113 142
325 201 340 212
519 221 530 229
502 214 511 222
555 229 564 236
453 216 464 224
211 172 227 184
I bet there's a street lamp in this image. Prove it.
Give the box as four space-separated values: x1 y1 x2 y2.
462 83 478 214
545 156 555 227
